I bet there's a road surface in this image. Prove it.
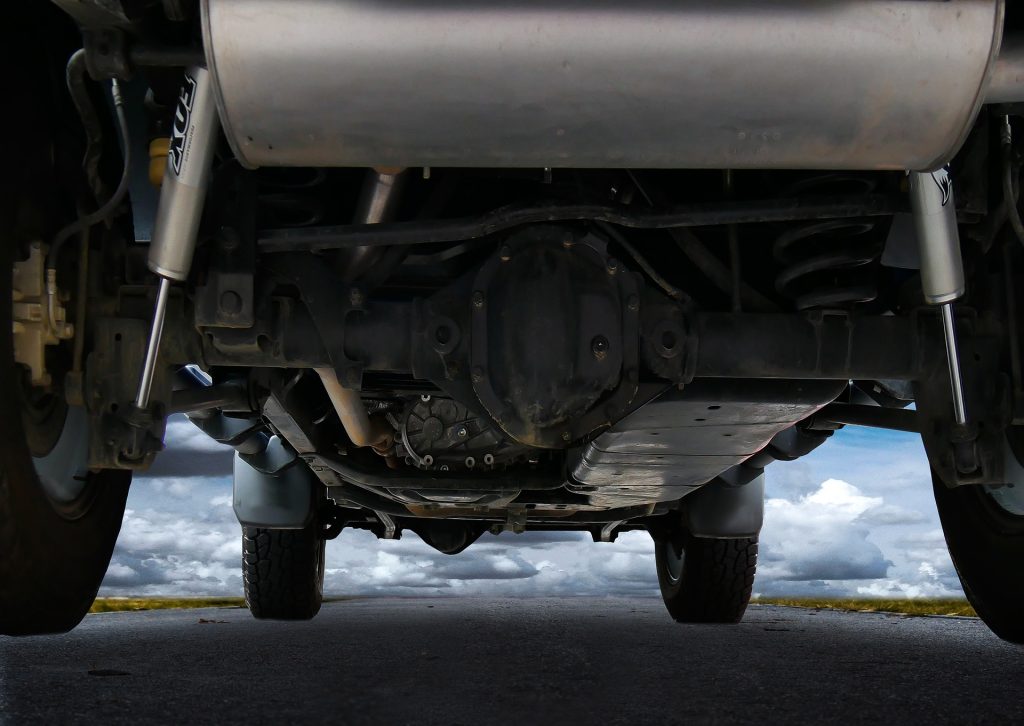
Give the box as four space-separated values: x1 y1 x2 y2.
2 598 1023 724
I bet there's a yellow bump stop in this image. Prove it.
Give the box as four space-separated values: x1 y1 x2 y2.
149 138 170 187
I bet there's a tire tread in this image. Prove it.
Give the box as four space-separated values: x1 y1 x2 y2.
242 526 324 620
657 533 757 624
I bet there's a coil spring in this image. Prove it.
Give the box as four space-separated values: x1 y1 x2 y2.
773 174 885 311
256 168 328 228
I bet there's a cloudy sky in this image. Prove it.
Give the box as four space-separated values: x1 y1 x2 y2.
98 416 962 600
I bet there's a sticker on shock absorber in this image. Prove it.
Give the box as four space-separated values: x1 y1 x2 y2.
168 73 198 177
930 167 953 208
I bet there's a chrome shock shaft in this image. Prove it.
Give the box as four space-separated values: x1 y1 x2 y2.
135 277 172 409
909 168 968 426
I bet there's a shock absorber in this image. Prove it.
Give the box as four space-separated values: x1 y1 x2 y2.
909 168 968 426
133 66 220 411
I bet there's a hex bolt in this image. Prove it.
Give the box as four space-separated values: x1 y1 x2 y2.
591 335 610 361
627 294 640 312
472 291 485 308
456 425 469 438
606 258 619 275
349 287 365 307
561 431 572 442
499 246 512 262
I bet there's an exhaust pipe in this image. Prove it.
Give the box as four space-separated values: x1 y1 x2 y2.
988 35 1024 105
315 168 404 455
202 0 1005 171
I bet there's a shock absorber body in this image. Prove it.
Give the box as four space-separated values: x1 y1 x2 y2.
909 168 968 426
134 66 220 410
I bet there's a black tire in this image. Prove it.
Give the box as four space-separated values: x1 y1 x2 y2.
243 525 325 620
2 239 130 636
932 446 1024 643
1 10 131 634
0 445 130 636
654 530 757 623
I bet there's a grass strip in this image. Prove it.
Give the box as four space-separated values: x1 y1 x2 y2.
751 597 977 618
90 598 246 613
91 596 977 618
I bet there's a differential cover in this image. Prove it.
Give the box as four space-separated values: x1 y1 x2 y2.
470 226 639 449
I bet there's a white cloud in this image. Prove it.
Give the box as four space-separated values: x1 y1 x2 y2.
854 561 962 599
856 504 929 526
758 479 892 584
145 477 196 499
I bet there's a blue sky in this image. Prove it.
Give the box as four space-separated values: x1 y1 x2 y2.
98 417 962 599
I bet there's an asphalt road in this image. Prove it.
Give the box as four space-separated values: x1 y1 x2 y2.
2 598 1023 725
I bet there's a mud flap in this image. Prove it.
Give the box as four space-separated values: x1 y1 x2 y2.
233 437 316 529
682 473 764 539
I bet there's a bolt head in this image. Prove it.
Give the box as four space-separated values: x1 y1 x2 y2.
349 288 365 307
561 431 572 442
499 246 512 262
591 335 610 360
627 295 640 312
472 291 485 308
456 425 469 438
606 258 619 275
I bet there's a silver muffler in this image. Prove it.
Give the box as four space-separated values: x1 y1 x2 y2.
202 0 1006 171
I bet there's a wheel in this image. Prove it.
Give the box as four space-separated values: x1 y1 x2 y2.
0 402 131 636
243 525 326 620
2 244 130 636
1 16 131 634
932 431 1024 643
653 528 757 623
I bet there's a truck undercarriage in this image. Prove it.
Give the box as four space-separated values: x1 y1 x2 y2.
5 0 1024 638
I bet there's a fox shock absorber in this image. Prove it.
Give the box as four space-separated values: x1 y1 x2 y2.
909 168 968 426
134 66 219 410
